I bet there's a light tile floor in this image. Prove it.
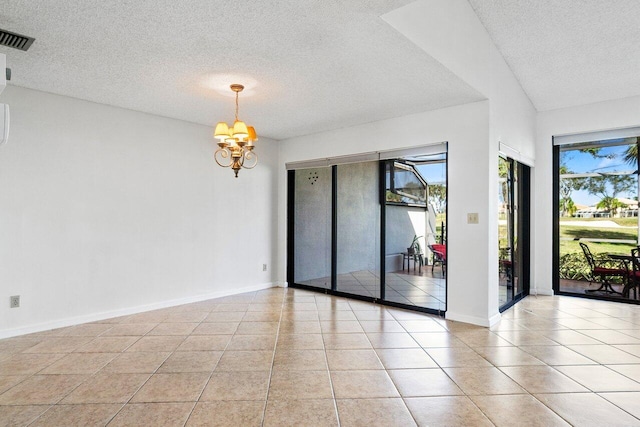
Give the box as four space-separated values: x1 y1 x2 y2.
1 288 640 426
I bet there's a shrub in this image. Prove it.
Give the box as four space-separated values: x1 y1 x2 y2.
559 252 626 283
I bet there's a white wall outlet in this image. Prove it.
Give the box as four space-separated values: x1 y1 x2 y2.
262 264 268 271
467 213 479 224
10 295 20 308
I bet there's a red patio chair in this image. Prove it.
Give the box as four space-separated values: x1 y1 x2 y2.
625 247 640 299
579 242 625 294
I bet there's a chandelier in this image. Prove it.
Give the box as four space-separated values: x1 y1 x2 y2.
213 84 258 177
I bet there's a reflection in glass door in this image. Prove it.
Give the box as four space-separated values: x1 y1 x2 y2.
384 155 447 312
498 157 514 307
336 162 380 299
293 167 332 290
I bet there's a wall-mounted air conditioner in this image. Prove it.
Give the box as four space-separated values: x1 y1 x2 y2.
0 53 5 94
0 104 9 146
0 53 8 145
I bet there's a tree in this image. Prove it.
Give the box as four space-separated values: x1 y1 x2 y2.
428 184 446 213
499 157 510 212
577 175 635 212
579 147 615 159
558 164 584 217
560 197 577 217
624 143 638 166
596 196 625 213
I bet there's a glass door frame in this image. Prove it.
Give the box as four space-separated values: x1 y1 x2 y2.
552 142 640 304
499 156 531 312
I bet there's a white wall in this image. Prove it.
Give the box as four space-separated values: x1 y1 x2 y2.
386 205 427 258
381 0 536 320
278 101 496 325
0 85 279 338
382 0 536 159
534 95 640 295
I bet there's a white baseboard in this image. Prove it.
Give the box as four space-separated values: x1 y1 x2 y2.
488 312 502 326
531 288 554 296
0 282 277 340
445 310 501 327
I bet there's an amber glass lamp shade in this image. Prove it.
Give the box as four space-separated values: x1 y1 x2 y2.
214 122 230 140
232 120 249 139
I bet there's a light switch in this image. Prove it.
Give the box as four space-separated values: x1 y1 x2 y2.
467 213 479 224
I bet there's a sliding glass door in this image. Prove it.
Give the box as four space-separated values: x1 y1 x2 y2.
554 136 639 302
384 155 447 312
287 147 448 315
499 156 530 311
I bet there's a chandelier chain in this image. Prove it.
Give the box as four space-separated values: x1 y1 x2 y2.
235 91 239 121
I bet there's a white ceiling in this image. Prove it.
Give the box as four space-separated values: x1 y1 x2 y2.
0 0 485 140
4 1 637 138
468 0 640 111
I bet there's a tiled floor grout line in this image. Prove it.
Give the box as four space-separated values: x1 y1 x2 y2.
314 293 343 427
258 291 285 427
101 310 194 426
21 319 168 426
358 304 424 426
514 306 640 422
403 312 616 425
180 301 243 427
8 319 120 424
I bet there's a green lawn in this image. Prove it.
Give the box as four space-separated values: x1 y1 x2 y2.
561 217 639 227
558 217 638 280
435 213 446 242
497 217 639 257
559 218 638 256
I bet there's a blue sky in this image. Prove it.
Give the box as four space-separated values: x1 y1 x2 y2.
416 162 446 186
561 144 637 206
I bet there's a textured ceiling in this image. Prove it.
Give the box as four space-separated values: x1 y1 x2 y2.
468 0 640 111
0 0 485 140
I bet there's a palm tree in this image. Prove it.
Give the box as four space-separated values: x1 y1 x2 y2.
560 197 577 217
596 196 625 214
624 143 638 166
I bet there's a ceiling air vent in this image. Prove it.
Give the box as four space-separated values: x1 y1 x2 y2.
0 29 35 51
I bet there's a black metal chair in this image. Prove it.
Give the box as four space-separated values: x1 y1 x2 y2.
499 247 513 285
580 242 626 295
429 244 446 277
402 251 423 273
625 248 640 299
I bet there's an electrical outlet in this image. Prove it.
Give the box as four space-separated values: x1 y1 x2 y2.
10 295 20 308
262 264 268 272
467 213 479 224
